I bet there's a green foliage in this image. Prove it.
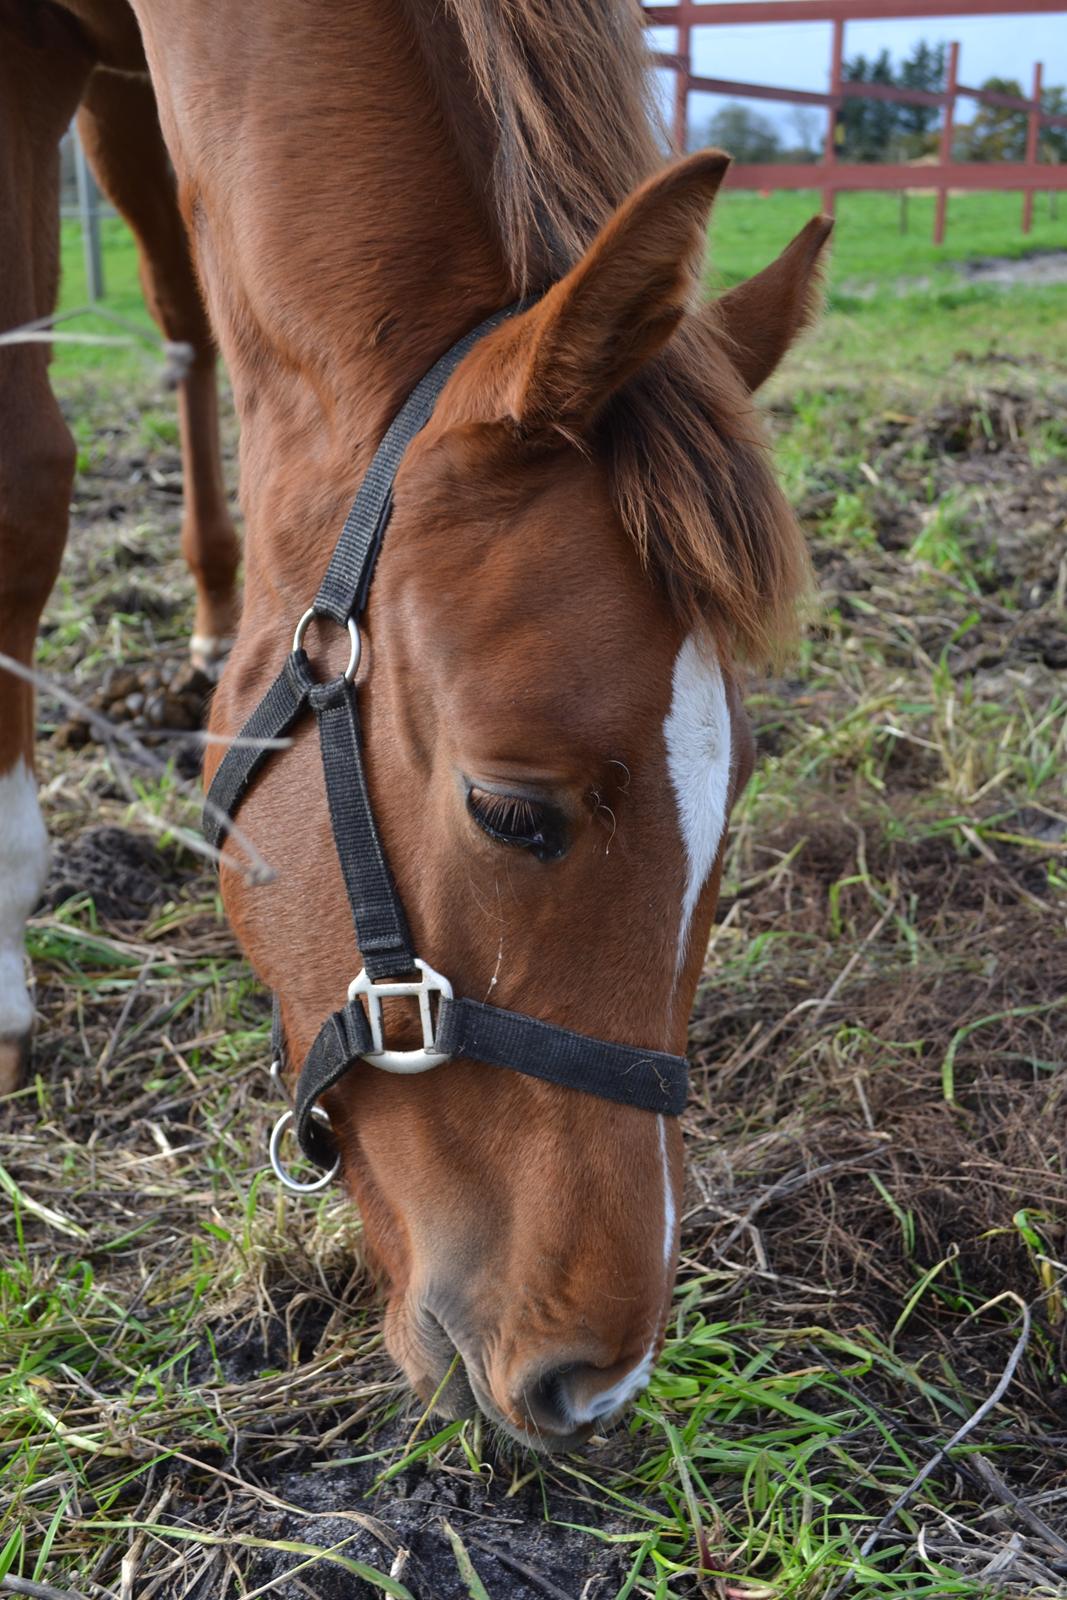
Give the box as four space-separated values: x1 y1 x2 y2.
841 48 900 162
1041 85 1067 162
960 77 1029 162
701 102 783 163
840 40 947 161
897 40 949 144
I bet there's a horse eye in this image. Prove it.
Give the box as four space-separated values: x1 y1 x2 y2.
466 786 566 860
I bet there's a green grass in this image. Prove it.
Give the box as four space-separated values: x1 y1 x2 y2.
55 186 1066 387
6 188 1064 1599
54 218 156 383
708 187 1066 288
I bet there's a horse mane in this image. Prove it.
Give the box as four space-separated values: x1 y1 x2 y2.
441 0 810 663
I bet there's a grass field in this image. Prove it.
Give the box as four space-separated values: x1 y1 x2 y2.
55 189 1067 377
2 194 1065 1598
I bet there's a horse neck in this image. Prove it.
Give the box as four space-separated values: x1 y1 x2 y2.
174 0 511 614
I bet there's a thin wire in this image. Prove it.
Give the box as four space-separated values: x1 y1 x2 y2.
0 651 274 887
0 303 193 382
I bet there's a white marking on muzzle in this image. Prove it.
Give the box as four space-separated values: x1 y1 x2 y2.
663 631 731 975
0 759 50 1038
566 1120 676 1429
567 1348 655 1425
658 1113 676 1268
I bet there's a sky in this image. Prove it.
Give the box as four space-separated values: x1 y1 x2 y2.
643 5 1067 141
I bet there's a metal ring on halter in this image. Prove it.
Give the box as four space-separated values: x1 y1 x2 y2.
292 608 362 684
268 1105 340 1193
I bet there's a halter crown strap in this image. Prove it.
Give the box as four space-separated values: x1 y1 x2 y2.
204 303 691 1179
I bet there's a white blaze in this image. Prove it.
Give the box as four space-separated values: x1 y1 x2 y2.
563 636 732 1433
565 1092 681 1430
657 1113 676 1268
662 631 732 975
0 760 49 1039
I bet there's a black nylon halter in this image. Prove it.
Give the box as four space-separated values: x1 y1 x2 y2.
204 306 689 1178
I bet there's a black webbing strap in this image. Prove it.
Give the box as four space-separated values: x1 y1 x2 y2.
435 998 688 1116
287 995 686 1166
313 304 526 626
308 676 414 980
203 299 694 1181
204 304 523 848
291 1000 376 1168
203 652 316 849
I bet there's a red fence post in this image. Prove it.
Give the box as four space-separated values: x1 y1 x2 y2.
673 3 693 152
934 40 959 244
1022 60 1043 232
823 16 844 216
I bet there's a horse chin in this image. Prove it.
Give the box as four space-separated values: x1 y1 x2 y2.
384 1297 476 1420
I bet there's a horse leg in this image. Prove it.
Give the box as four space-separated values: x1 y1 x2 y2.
0 12 92 1094
77 65 240 668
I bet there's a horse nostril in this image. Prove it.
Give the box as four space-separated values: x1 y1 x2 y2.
520 1364 582 1435
517 1353 653 1438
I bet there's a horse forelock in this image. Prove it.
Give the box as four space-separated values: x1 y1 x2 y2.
417 0 809 664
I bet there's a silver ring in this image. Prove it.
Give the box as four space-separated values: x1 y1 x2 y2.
268 1106 340 1193
292 608 362 683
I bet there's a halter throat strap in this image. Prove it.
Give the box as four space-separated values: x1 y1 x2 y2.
204 305 689 1182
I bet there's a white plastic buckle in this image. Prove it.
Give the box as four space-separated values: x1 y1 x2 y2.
348 958 453 1074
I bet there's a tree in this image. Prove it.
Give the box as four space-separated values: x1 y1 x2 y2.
963 77 1028 161
839 52 872 159
784 105 822 163
838 40 947 161
1040 85 1067 163
703 103 781 164
840 48 899 161
898 40 947 150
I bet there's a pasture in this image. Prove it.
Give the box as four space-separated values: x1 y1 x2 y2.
2 193 1065 1598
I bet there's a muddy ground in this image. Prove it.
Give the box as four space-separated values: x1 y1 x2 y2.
4 334 1067 1598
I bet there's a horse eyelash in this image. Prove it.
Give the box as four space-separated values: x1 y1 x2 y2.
468 788 541 838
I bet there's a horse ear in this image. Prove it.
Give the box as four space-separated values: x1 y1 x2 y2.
712 215 833 392
504 150 730 434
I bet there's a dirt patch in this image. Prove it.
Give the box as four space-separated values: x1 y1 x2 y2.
51 659 214 783
178 1441 633 1600
843 249 1067 297
44 826 197 921
960 251 1067 288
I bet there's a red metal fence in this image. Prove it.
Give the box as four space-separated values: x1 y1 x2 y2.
643 0 1067 241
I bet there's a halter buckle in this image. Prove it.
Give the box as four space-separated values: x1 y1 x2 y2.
348 958 453 1073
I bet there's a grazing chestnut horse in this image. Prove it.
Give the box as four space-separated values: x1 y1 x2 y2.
4 0 830 1448
0 0 239 1088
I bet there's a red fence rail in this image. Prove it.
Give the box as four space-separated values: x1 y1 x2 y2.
643 0 1067 242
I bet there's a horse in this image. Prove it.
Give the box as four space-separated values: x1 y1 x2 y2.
0 0 239 1088
1 0 830 1450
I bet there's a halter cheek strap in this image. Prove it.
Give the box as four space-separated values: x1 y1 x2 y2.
204 305 689 1188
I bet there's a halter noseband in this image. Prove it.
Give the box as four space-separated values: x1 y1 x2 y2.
204 306 689 1190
